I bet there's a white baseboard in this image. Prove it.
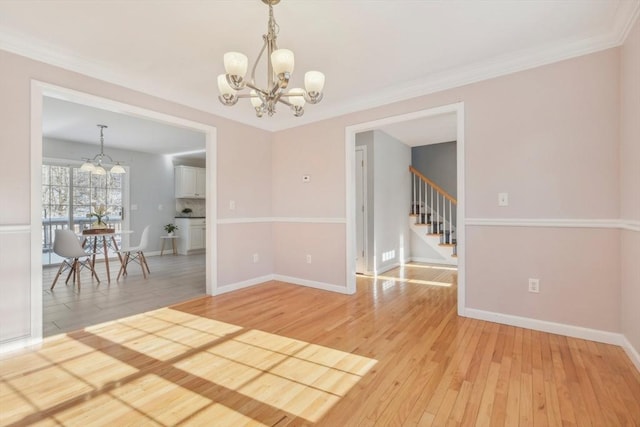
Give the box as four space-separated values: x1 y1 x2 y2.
214 274 352 296
464 308 624 346
273 275 353 295
0 335 43 355
213 275 275 295
411 257 458 266
622 335 640 372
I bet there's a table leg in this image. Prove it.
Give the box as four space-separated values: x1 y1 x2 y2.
161 239 166 256
91 237 98 271
103 236 110 282
172 238 177 255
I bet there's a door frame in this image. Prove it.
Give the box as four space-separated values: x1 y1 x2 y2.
344 102 466 316
355 145 368 274
30 80 218 342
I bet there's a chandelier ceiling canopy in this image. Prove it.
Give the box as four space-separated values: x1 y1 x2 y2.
80 125 125 175
217 0 325 118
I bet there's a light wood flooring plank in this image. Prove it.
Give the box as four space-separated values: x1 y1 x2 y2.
2 262 639 426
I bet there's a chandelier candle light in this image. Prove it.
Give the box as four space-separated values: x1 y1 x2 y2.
217 0 325 117
80 125 126 175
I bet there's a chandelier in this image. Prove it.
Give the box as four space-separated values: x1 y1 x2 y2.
217 0 325 118
80 125 126 175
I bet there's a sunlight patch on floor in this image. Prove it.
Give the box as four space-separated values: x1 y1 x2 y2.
374 275 452 287
0 308 377 426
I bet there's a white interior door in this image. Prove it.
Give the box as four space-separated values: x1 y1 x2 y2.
355 147 367 273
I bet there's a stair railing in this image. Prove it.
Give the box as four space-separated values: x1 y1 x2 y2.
409 166 457 246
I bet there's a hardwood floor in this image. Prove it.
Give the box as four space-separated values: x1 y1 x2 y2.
2 263 639 426
42 253 206 336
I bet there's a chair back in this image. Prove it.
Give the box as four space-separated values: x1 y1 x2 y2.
53 229 87 258
136 225 150 251
129 225 151 252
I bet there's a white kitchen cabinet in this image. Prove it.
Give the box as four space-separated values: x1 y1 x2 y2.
175 166 206 199
175 218 206 255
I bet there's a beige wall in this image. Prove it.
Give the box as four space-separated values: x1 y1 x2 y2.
620 17 640 355
0 49 272 341
271 48 623 333
0 23 637 357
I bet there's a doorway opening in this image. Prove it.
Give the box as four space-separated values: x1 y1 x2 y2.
345 102 466 315
30 81 218 340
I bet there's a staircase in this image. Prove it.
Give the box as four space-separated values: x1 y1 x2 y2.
409 166 457 265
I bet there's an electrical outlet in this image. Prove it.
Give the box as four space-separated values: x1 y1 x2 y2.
306 254 312 264
528 278 540 293
252 253 259 263
498 192 509 207
229 200 236 210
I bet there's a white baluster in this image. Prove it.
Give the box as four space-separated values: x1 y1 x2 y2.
412 174 416 214
449 200 452 243
418 176 422 222
430 186 434 231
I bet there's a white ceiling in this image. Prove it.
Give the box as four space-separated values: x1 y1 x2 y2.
2 0 638 147
43 97 206 156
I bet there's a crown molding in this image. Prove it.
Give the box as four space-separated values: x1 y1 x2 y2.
1 2 638 133
615 0 640 44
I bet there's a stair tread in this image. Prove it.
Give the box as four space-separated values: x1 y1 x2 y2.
439 243 456 247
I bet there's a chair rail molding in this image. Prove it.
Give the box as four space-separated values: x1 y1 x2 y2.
466 217 640 231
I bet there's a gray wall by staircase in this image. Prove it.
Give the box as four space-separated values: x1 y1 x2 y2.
411 141 457 198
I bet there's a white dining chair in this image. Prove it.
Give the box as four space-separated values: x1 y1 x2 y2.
117 225 151 280
50 229 100 290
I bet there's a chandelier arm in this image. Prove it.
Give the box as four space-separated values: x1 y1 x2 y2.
277 97 292 107
249 36 268 88
244 81 269 96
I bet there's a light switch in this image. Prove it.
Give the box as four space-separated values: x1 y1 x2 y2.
498 193 509 207
130 204 138 211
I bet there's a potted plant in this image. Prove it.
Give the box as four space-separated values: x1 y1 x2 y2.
164 223 178 236
181 208 193 217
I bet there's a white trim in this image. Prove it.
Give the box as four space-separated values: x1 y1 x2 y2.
355 145 368 274
344 102 466 307
30 82 44 344
213 273 352 296
622 335 640 373
0 336 43 355
1 3 637 133
621 220 640 232
213 275 275 296
466 217 640 231
618 1 640 44
27 80 218 351
217 217 347 225
272 275 352 295
410 257 458 267
465 308 624 346
0 225 31 234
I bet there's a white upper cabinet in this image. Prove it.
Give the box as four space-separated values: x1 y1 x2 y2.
175 166 206 199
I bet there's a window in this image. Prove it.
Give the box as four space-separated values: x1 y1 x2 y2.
42 163 125 265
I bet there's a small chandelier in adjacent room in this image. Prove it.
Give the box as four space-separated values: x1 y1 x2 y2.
217 0 325 118
80 125 125 175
